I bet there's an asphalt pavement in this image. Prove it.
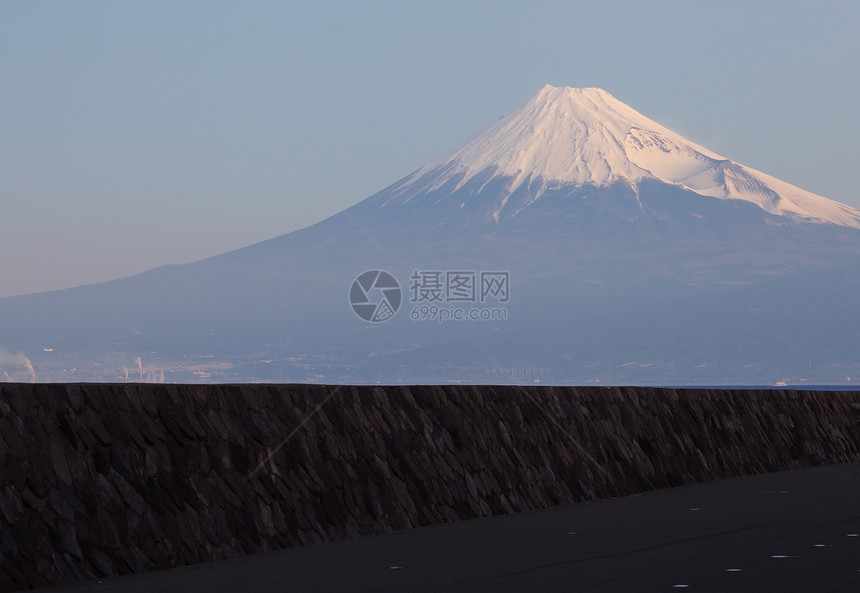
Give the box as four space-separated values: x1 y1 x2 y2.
38 463 860 592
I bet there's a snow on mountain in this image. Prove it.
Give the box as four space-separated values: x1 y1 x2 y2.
391 85 860 228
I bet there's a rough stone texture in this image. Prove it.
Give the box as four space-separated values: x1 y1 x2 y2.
0 384 857 591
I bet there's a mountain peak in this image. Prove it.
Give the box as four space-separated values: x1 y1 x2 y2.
534 84 617 102
399 84 722 194
393 86 860 228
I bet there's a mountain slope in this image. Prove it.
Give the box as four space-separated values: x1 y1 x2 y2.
1 86 859 385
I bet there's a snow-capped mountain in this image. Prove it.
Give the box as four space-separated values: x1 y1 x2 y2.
2 86 860 386
384 86 860 227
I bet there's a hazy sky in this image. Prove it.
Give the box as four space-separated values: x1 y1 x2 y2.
2 1 858 298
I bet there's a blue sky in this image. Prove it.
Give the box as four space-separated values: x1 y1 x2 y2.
2 1 858 297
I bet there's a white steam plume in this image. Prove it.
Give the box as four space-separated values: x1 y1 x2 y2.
0 348 37 383
135 356 143 381
24 359 35 383
144 369 166 384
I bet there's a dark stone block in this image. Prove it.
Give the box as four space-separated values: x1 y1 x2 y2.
88 548 117 577
109 445 135 483
0 416 28 461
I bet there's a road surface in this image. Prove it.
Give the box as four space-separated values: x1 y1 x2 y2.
39 463 860 592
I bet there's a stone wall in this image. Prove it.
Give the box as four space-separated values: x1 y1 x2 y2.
0 384 857 590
